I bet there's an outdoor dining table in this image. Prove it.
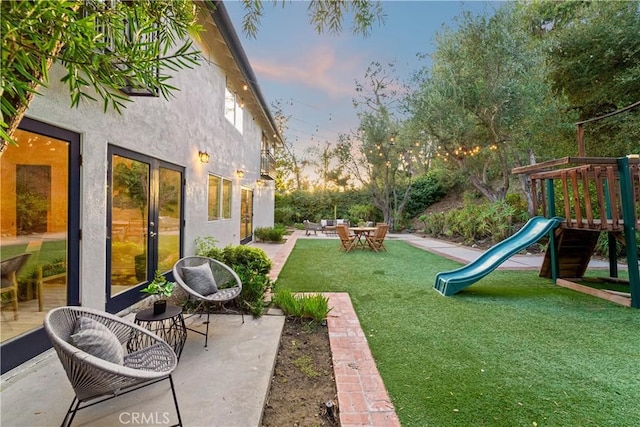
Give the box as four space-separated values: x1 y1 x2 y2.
350 227 377 249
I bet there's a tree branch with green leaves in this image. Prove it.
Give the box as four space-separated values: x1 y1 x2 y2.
1 0 203 149
239 0 385 38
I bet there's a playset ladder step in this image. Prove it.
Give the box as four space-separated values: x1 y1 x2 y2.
539 228 600 279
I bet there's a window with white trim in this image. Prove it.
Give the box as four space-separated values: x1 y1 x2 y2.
224 81 243 134
208 174 232 221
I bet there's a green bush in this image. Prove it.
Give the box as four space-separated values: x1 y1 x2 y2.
594 231 640 258
218 245 272 275
348 204 377 224
194 239 272 315
422 198 521 244
504 192 530 223
595 232 623 258
235 265 271 316
254 226 285 243
274 205 297 224
194 236 220 258
275 188 381 225
404 172 448 219
273 289 331 324
420 212 446 235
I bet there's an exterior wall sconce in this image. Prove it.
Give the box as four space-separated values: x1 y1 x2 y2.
236 169 245 178
198 151 210 163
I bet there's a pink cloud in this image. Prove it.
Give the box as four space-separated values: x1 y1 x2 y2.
251 43 361 99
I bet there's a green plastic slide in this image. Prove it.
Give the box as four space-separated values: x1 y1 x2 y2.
434 216 563 296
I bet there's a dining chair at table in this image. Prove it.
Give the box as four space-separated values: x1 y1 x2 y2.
366 223 389 253
336 224 358 253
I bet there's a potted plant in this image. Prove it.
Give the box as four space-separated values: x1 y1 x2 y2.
140 270 176 315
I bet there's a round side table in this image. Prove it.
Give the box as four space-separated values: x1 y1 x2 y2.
128 304 187 360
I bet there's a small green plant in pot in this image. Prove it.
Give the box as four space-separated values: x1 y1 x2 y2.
140 270 175 314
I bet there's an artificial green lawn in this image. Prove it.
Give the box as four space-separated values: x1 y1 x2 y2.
275 239 640 426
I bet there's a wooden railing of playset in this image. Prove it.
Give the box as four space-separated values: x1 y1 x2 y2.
513 156 640 232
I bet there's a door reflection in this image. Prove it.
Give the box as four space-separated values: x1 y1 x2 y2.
110 155 149 294
1 129 69 343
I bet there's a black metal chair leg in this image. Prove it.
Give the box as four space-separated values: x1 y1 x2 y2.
61 397 80 427
169 375 182 427
204 310 210 348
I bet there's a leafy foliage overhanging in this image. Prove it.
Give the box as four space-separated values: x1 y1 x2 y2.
1 0 204 147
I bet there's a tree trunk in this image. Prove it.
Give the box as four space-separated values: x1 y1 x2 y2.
518 173 535 215
455 156 508 203
467 173 509 202
390 179 413 230
515 149 537 216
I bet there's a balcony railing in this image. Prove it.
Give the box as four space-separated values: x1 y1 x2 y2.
261 150 276 180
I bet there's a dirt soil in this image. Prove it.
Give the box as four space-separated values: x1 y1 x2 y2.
262 318 339 427
423 192 466 216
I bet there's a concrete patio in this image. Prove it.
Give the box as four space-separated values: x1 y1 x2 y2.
0 313 284 427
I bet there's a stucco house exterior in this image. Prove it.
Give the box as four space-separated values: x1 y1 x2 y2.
0 1 281 373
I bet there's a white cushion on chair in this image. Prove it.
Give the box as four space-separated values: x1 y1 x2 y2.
181 263 218 296
71 316 124 365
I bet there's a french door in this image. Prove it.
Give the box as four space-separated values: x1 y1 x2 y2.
106 146 183 313
0 118 80 373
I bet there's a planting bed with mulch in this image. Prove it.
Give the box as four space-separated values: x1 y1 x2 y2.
262 317 339 426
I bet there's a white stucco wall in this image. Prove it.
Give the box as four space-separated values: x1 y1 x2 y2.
23 46 274 309
253 181 276 228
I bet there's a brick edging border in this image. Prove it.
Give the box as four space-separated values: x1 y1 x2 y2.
324 292 401 427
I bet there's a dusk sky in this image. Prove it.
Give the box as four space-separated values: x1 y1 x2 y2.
225 1 503 166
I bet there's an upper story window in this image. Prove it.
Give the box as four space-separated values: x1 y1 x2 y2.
260 132 277 180
224 80 243 134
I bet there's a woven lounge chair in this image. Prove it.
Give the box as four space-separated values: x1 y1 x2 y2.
173 256 244 348
44 306 182 427
1 253 32 320
336 224 358 252
366 223 389 253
